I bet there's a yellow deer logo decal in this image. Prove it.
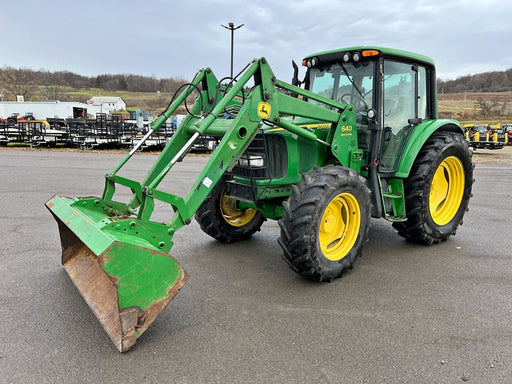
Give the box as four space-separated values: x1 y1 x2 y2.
257 102 271 119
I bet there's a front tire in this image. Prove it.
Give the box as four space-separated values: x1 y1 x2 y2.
393 131 473 244
195 178 265 243
278 166 371 282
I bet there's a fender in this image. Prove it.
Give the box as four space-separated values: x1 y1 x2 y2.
394 119 464 178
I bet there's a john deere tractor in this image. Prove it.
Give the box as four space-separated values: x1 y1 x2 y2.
46 46 473 351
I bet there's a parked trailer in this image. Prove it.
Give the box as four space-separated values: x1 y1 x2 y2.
0 118 52 147
0 114 217 152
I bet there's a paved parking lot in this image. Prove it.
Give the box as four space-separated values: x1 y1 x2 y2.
1 149 511 383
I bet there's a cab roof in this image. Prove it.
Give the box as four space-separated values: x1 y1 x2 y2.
303 46 435 67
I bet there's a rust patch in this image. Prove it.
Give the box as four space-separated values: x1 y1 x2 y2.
54 222 188 353
62 244 124 352
118 307 140 351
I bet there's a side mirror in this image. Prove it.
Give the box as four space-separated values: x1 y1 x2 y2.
408 117 423 125
292 60 300 87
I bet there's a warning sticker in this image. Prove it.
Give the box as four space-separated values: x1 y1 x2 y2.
202 177 213 188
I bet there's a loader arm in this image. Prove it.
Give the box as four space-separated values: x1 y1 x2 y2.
103 58 358 233
45 57 358 352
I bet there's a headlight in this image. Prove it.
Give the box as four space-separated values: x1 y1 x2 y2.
238 155 265 168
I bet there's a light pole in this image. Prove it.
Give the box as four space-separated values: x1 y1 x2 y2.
221 22 244 79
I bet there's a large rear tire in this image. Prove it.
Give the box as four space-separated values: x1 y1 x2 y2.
278 166 371 282
195 178 265 243
393 131 473 244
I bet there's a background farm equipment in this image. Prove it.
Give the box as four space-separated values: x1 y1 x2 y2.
465 124 504 149
502 123 512 145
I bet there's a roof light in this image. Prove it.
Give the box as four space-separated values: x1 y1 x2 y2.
362 49 380 57
303 57 319 68
342 52 351 63
353 52 361 62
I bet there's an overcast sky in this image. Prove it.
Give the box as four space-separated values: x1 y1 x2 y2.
2 0 511 83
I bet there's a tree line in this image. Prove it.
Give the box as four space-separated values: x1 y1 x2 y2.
0 66 187 101
2 65 512 102
437 68 512 93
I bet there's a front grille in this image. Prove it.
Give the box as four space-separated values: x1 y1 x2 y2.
230 134 287 180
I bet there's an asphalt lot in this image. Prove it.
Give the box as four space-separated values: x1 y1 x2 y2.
1 149 511 383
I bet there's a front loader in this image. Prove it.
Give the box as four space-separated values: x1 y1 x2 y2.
46 46 474 351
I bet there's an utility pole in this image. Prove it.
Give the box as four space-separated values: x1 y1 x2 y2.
221 22 244 79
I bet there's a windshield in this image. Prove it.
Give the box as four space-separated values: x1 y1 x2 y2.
308 61 375 112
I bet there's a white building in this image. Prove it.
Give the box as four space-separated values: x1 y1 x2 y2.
0 101 102 120
86 97 126 113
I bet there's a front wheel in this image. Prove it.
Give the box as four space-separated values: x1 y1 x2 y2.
278 166 371 282
195 178 265 243
393 131 474 244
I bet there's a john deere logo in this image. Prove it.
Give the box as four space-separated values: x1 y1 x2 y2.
257 102 271 119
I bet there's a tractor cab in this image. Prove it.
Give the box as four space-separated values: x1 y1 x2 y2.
302 46 437 174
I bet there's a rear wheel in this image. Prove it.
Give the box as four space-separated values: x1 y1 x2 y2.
195 178 265 243
393 131 473 244
278 166 371 282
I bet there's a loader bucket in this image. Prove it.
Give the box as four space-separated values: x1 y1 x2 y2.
45 195 187 352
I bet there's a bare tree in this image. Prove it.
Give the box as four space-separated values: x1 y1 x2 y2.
501 101 510 117
43 84 66 100
475 98 500 118
0 67 37 100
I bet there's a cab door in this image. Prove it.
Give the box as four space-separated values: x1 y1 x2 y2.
379 60 429 172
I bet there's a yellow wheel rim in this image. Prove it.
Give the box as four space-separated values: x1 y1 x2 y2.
319 192 361 261
429 156 465 226
220 191 258 227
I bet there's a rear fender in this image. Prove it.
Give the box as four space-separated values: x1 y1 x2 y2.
394 119 464 178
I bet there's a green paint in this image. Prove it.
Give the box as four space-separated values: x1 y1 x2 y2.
395 119 462 178
46 195 183 312
100 242 183 311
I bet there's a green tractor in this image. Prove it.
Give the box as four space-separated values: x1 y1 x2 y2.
46 46 473 351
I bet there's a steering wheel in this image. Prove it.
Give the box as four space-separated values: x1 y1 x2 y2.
338 93 368 111
338 93 367 111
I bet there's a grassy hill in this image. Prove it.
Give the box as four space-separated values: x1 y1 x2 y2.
61 86 512 124
438 91 512 124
